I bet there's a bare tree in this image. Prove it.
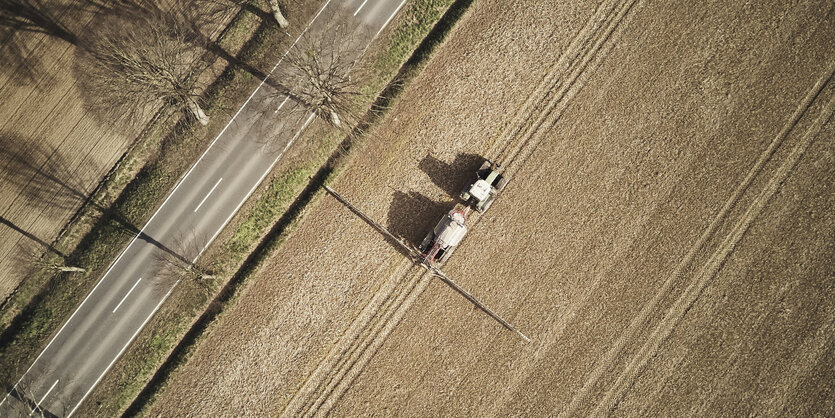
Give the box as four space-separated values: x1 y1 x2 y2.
266 0 288 27
150 232 216 295
274 21 364 132
195 0 288 28
11 243 85 287
74 8 210 128
26 249 85 274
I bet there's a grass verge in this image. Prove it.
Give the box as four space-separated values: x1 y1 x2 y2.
113 0 478 415
0 0 277 399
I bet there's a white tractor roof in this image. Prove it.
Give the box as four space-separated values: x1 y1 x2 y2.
469 179 492 201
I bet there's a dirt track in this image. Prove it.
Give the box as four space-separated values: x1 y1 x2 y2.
149 0 835 415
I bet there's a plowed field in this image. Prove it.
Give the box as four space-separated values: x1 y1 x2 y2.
0 0 135 302
149 0 835 415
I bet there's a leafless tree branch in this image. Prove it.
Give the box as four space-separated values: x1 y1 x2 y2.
271 18 366 134
150 232 216 296
74 7 210 128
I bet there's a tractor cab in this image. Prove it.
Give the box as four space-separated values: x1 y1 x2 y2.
460 160 508 213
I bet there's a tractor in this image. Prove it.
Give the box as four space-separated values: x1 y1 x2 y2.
418 204 469 266
460 160 508 213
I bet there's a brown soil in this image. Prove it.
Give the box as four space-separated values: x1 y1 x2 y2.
0 0 130 301
148 0 835 416
0 0 234 303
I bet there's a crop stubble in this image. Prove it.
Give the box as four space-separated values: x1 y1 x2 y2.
148 0 835 416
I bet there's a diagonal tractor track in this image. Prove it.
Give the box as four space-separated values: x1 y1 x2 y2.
281 0 643 414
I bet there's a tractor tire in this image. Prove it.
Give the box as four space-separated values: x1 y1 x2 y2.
496 176 509 192
479 196 495 213
477 160 491 178
460 185 472 201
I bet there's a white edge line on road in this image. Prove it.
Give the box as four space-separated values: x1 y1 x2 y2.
112 278 142 313
194 177 223 212
354 0 369 16
375 0 408 38
193 112 316 264
68 283 178 418
29 379 58 417
1 0 336 408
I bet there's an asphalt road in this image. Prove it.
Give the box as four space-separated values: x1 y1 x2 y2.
0 0 409 416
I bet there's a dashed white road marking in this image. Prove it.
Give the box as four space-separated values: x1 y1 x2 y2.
354 0 370 15
29 379 58 417
112 278 142 313
274 95 290 113
195 112 317 264
194 178 223 213
69 284 177 418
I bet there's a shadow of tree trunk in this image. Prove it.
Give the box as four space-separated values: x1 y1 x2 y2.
0 215 63 258
0 133 182 261
0 0 78 44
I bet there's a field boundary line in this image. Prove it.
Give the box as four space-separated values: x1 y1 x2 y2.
592 87 835 415
559 63 835 417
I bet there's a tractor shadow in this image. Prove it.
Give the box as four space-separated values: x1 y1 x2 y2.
418 153 483 198
386 190 453 247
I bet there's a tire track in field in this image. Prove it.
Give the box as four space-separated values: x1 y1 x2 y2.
501 0 638 177
405 3 642 413
301 267 422 415
592 83 835 416
484 0 639 176
287 1 638 413
280 263 433 417
311 272 435 416
481 0 622 163
560 63 835 417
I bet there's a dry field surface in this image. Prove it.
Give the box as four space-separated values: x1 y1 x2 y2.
0 0 139 302
149 0 834 416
